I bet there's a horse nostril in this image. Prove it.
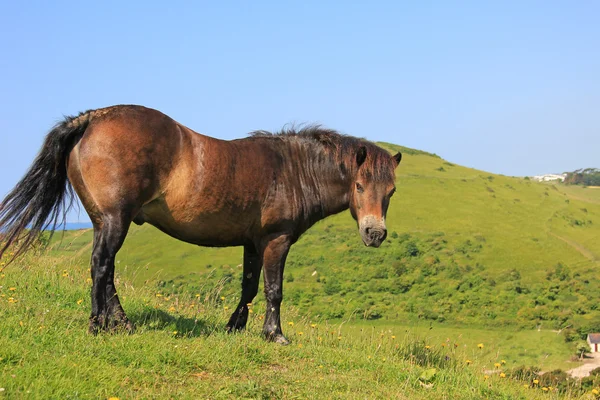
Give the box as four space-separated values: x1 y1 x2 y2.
365 227 371 235
382 229 388 241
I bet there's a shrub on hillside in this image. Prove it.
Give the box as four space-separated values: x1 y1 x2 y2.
323 276 342 295
546 263 571 281
510 365 540 381
402 241 420 258
455 239 483 254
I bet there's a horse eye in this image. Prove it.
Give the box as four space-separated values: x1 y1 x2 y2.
356 182 364 193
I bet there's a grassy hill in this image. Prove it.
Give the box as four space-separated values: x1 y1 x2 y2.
2 254 599 399
49 143 600 336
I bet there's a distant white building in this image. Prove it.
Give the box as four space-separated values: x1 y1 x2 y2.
531 174 566 182
588 333 600 353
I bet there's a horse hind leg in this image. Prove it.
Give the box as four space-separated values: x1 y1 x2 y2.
89 212 132 334
226 244 262 332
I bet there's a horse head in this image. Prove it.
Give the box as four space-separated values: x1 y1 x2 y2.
349 147 401 247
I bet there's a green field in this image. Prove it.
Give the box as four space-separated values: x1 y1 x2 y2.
1 255 599 399
3 143 600 398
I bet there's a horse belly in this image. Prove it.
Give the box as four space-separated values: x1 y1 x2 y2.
137 200 253 247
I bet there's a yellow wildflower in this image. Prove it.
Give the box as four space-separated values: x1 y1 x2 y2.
477 343 484 349
465 359 472 365
297 332 304 336
311 324 316 328
533 379 539 385
288 321 294 326
501 359 506 364
494 362 501 369
593 389 599 395
220 296 225 300
542 387 548 391
484 375 489 380
77 299 83 305
8 287 16 291
499 373 506 378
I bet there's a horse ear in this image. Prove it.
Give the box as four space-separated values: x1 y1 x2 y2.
356 146 367 167
393 152 402 166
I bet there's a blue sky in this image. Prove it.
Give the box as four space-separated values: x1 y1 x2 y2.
1 1 598 222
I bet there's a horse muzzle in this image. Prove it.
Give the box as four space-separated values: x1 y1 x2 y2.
359 217 387 248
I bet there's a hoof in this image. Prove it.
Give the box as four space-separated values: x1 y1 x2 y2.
226 309 248 333
112 319 134 334
88 323 99 335
273 335 290 345
88 317 102 335
89 315 133 334
226 324 243 333
265 331 290 345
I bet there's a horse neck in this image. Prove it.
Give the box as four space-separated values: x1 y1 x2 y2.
315 172 351 218
302 149 353 220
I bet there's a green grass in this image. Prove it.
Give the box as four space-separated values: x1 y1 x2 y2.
342 321 579 372
2 254 598 399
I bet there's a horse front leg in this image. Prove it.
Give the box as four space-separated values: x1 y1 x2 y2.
226 244 262 332
261 234 291 344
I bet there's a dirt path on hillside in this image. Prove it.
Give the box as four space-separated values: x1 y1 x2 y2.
568 353 600 378
549 232 598 262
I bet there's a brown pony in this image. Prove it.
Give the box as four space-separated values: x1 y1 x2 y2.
0 105 401 343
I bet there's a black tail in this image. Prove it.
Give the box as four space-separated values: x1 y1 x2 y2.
0 113 92 262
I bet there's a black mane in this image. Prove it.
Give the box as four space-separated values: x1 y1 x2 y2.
249 125 396 182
